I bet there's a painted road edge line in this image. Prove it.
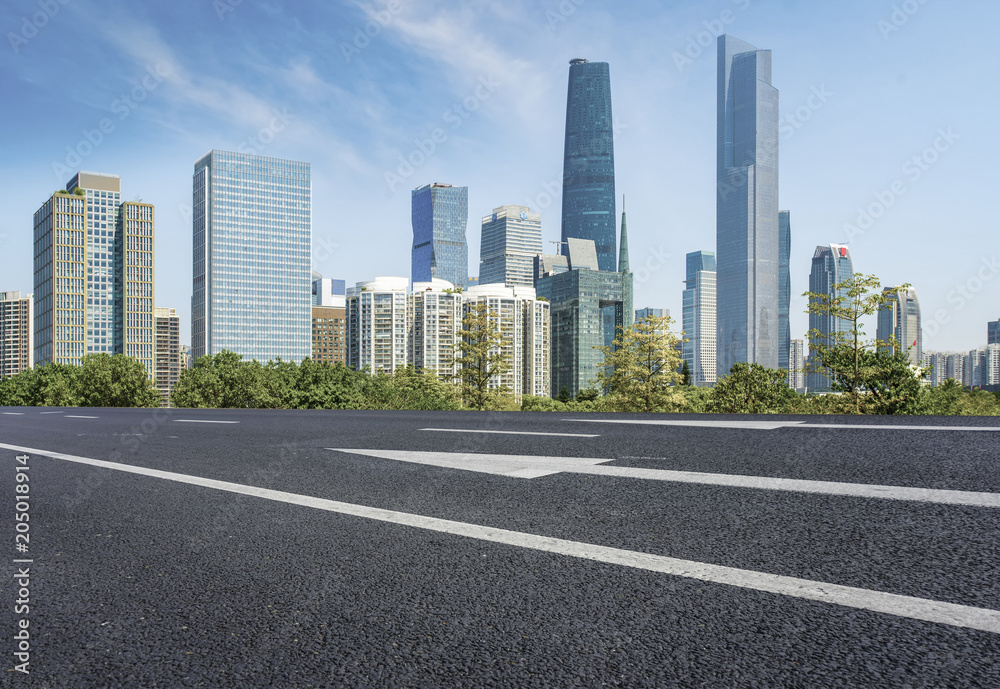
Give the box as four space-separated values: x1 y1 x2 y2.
173 420 240 424
420 428 600 438
2 441 999 635
564 418 1000 431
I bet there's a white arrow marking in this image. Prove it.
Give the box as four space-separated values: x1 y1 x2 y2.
0 441 997 634
328 449 1000 509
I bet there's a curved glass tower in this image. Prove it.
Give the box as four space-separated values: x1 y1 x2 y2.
560 59 616 272
807 244 853 392
716 35 779 377
411 183 469 288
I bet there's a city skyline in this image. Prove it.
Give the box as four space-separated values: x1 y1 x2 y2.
2 1 997 357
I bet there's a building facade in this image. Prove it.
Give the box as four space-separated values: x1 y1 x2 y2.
778 210 791 372
561 59 617 272
409 280 463 380
411 183 468 288
479 205 542 287
1 292 33 377
153 307 180 406
682 251 718 387
877 287 922 367
716 35 780 377
118 202 155 375
988 319 999 345
192 150 311 363
635 307 668 323
312 305 346 365
807 244 853 392
312 273 346 308
789 339 805 392
346 277 409 374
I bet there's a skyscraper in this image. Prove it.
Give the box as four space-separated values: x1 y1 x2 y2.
117 201 155 374
682 251 718 387
877 287 922 366
153 307 180 407
807 244 853 392
192 150 311 363
411 183 468 288
479 205 542 287
561 58 616 272
988 318 1000 345
1 291 33 377
778 210 791 372
716 35 780 378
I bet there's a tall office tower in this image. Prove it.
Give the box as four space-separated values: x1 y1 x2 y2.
1 291 33 377
409 279 464 380
716 35 780 378
192 150 311 363
617 198 633 334
806 244 853 392
682 251 718 387
153 307 180 407
635 307 668 322
117 202 155 375
877 287 922 366
312 272 346 308
33 188 87 366
561 58 616 272
463 284 550 400
311 305 346 365
778 210 791 371
345 277 408 373
479 206 542 287
988 318 1000 345
535 238 625 399
411 183 468 288
789 339 805 392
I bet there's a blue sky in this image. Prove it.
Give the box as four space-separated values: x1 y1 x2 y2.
1 0 997 354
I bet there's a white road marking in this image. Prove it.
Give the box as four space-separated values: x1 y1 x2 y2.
66 415 98 419
420 428 600 438
0 440 997 635
328 449 1000 509
39 411 63 415
566 418 1000 431
2 412 25 415
173 420 240 424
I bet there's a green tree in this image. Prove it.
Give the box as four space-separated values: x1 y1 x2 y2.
556 386 571 404
453 302 512 411
0 364 79 407
292 360 367 409
804 273 924 414
76 353 161 407
575 387 599 402
680 359 691 386
596 315 685 413
709 362 791 414
172 350 276 408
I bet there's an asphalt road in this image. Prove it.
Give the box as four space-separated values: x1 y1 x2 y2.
2 407 999 688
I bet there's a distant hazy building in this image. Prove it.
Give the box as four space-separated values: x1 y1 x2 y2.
409 279 464 380
312 305 346 365
635 307 668 322
312 273 346 308
778 211 791 372
877 287 922 367
561 58 617 272
682 251 717 387
807 244 853 392
411 183 468 288
988 319 1000 345
1 291 33 377
346 277 409 374
479 206 542 287
153 307 180 407
192 150 311 363
946 352 966 383
922 351 947 387
789 339 805 392
716 35 780 377
965 348 987 388
988 344 1000 386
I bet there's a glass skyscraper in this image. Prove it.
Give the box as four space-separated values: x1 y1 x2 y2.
778 210 791 372
411 183 468 288
479 205 542 287
191 150 311 363
716 35 780 378
988 319 999 345
682 251 718 387
561 58 616 272
877 288 922 366
807 244 853 392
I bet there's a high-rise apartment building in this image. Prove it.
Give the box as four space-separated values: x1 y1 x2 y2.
807 244 853 392
561 59 617 272
716 35 780 377
682 251 718 387
118 202 155 374
312 305 346 365
409 280 463 379
479 205 542 287
1 291 33 377
153 307 180 406
877 287 922 367
411 183 468 288
346 277 409 374
778 210 791 371
192 150 311 363
789 339 805 392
